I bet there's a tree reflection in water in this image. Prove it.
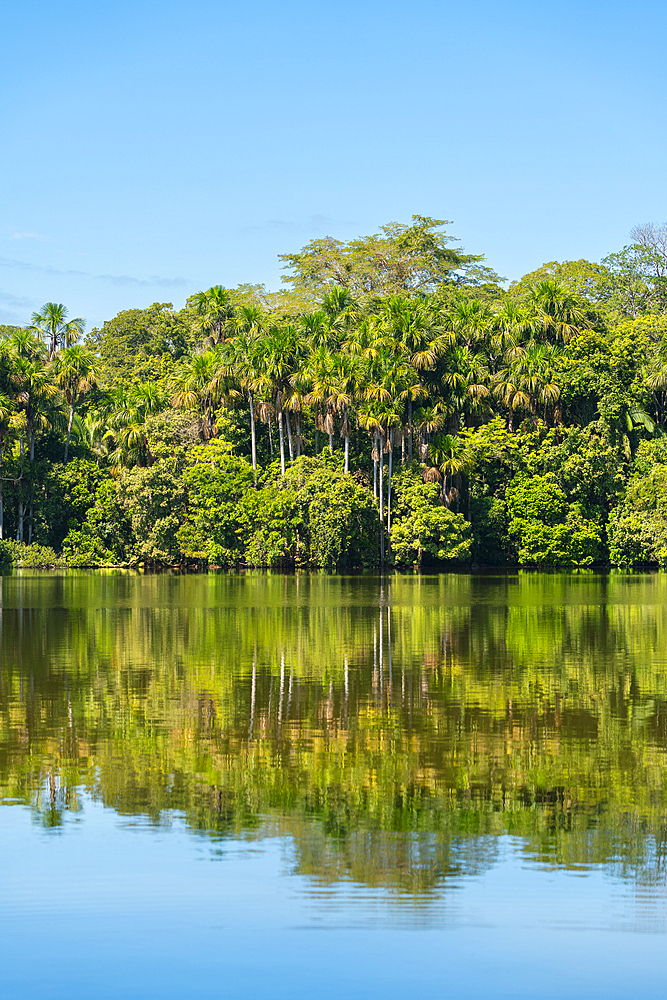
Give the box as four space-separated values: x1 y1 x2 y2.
1 570 667 892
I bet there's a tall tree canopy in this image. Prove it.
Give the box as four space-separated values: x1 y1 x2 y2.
278 216 500 300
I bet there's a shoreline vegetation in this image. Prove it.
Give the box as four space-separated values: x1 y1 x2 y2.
4 215 667 571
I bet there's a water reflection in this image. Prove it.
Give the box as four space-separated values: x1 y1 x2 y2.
1 571 667 894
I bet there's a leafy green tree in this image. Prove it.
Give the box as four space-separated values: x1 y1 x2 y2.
509 260 611 301
390 468 472 567
118 464 187 565
178 441 255 565
85 303 188 382
37 458 107 549
608 438 667 566
507 474 603 566
240 458 376 567
279 216 499 300
602 245 667 317
62 479 131 565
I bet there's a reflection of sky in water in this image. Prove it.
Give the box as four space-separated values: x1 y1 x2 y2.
2 572 667 997
1 801 665 999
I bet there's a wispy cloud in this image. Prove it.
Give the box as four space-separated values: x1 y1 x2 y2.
97 272 189 288
0 290 36 309
0 256 188 288
240 214 357 236
10 231 55 243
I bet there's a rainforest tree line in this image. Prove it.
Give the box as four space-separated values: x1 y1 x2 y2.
3 215 667 569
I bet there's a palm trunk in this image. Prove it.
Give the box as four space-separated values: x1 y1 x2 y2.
379 438 385 566
285 409 294 462
17 437 24 543
373 431 378 499
408 400 413 459
0 444 4 540
64 404 75 462
278 408 286 477
248 391 257 470
296 414 302 457
343 405 349 473
329 428 334 455
387 428 394 535
28 432 35 544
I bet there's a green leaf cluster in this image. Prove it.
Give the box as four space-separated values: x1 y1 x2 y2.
507 474 603 566
390 468 472 566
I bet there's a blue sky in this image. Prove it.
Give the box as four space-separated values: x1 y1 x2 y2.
2 0 667 329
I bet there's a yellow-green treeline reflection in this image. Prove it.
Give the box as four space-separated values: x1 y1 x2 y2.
1 571 666 891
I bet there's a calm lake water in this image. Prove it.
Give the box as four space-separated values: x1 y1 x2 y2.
1 571 667 998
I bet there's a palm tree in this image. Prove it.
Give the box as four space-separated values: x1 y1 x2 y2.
9 332 57 541
429 434 474 507
449 297 493 350
252 325 299 476
191 286 236 345
0 392 19 539
491 300 532 367
304 348 358 471
380 296 449 458
53 346 101 461
529 280 588 344
29 303 85 360
77 410 114 464
494 342 561 429
109 382 168 466
413 403 447 462
170 348 231 440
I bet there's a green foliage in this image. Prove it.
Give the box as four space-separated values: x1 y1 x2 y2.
507 474 604 566
63 480 131 566
143 410 200 472
608 439 667 566
272 457 379 568
390 468 472 566
181 449 378 568
602 244 667 318
179 441 256 565
85 303 189 382
509 259 611 301
13 221 667 571
118 464 187 565
4 540 67 567
36 458 108 549
537 423 627 520
279 216 499 300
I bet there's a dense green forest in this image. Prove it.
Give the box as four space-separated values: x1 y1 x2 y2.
4 214 667 569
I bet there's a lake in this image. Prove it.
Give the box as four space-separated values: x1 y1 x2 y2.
1 571 666 998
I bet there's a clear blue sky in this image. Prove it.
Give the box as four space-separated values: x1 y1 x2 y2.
2 0 666 329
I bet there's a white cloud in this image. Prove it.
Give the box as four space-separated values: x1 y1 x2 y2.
9 231 55 242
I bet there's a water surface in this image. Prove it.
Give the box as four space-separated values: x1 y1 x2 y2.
1 572 666 998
